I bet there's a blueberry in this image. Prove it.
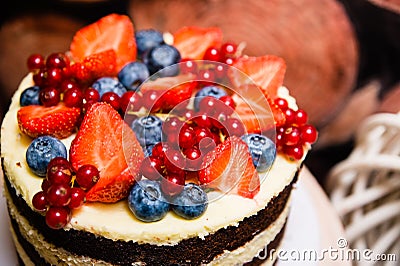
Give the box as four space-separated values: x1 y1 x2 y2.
143 44 181 77
26 136 67 176
193 85 227 111
20 86 40 106
128 180 170 222
118 62 150 91
131 115 163 148
135 29 164 58
172 183 208 219
91 77 127 98
241 134 276 172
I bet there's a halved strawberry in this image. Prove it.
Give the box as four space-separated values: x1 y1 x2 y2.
199 136 260 199
69 102 144 202
173 26 223 60
17 104 81 139
139 73 198 112
231 84 285 133
70 49 118 85
69 13 136 71
229 55 286 97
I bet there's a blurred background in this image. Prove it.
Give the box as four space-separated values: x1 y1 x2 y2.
0 0 399 188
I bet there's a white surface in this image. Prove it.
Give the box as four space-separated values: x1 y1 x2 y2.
0 167 347 266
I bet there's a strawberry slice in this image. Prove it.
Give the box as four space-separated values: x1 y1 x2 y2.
17 104 81 139
139 73 198 112
173 26 223 60
70 49 118 85
231 84 285 133
199 136 260 199
69 102 144 202
69 13 136 71
229 55 286 97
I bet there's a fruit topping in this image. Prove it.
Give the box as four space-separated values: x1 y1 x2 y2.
143 44 181 76
17 104 81 139
229 55 286 97
199 136 260 199
19 86 40 106
26 136 68 176
131 115 163 153
135 29 165 58
171 183 208 219
118 61 150 91
91 77 127 98
241 134 276 172
69 102 144 202
69 13 136 71
173 26 223 60
128 180 170 222
193 85 228 111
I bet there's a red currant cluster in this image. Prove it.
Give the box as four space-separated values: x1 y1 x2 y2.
273 98 318 160
32 157 100 229
180 42 239 84
139 94 243 196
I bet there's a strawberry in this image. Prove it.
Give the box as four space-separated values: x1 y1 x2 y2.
69 102 144 202
140 73 198 112
17 104 81 139
198 136 260 199
69 13 136 71
70 50 118 85
173 26 223 60
231 84 285 133
229 55 286 97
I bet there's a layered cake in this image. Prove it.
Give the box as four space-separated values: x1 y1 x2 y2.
1 14 317 265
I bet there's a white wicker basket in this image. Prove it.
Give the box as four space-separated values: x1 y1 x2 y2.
326 112 400 265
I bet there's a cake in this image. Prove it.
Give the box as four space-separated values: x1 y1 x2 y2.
1 14 317 265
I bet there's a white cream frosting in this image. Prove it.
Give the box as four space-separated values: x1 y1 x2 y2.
1 74 305 245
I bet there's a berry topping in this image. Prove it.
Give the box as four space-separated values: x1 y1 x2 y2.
229 55 286 97
199 136 260 198
45 206 71 230
128 180 170 222
17 104 81 139
75 164 100 191
173 26 223 60
143 44 181 76
131 115 163 149
26 136 68 177
19 86 40 106
69 13 136 71
69 102 144 202
241 134 276 172
172 183 208 219
193 85 227 111
118 61 150 91
91 77 127 98
135 29 164 58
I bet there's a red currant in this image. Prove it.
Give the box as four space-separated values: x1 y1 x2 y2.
41 179 51 193
151 142 169 161
164 149 186 174
160 173 185 197
101 91 120 110
60 80 80 93
223 117 245 137
47 168 72 185
180 58 198 74
27 54 45 72
46 52 69 69
274 98 289 111
179 126 196 149
294 109 308 126
45 206 71 229
32 68 47 87
75 164 100 190
84 88 100 102
39 87 60 107
218 95 236 115
220 42 237 59
68 187 86 209
120 91 142 113
183 147 203 170
191 113 213 128
300 124 318 144
63 87 84 108
162 116 184 135
203 46 220 61
46 67 64 87
140 156 164 180
283 126 301 146
142 89 163 111
46 183 72 207
198 96 219 115
197 69 216 85
32 191 48 212
47 157 71 173
284 108 296 126
284 144 304 161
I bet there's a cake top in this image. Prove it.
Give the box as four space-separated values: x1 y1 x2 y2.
5 13 317 230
